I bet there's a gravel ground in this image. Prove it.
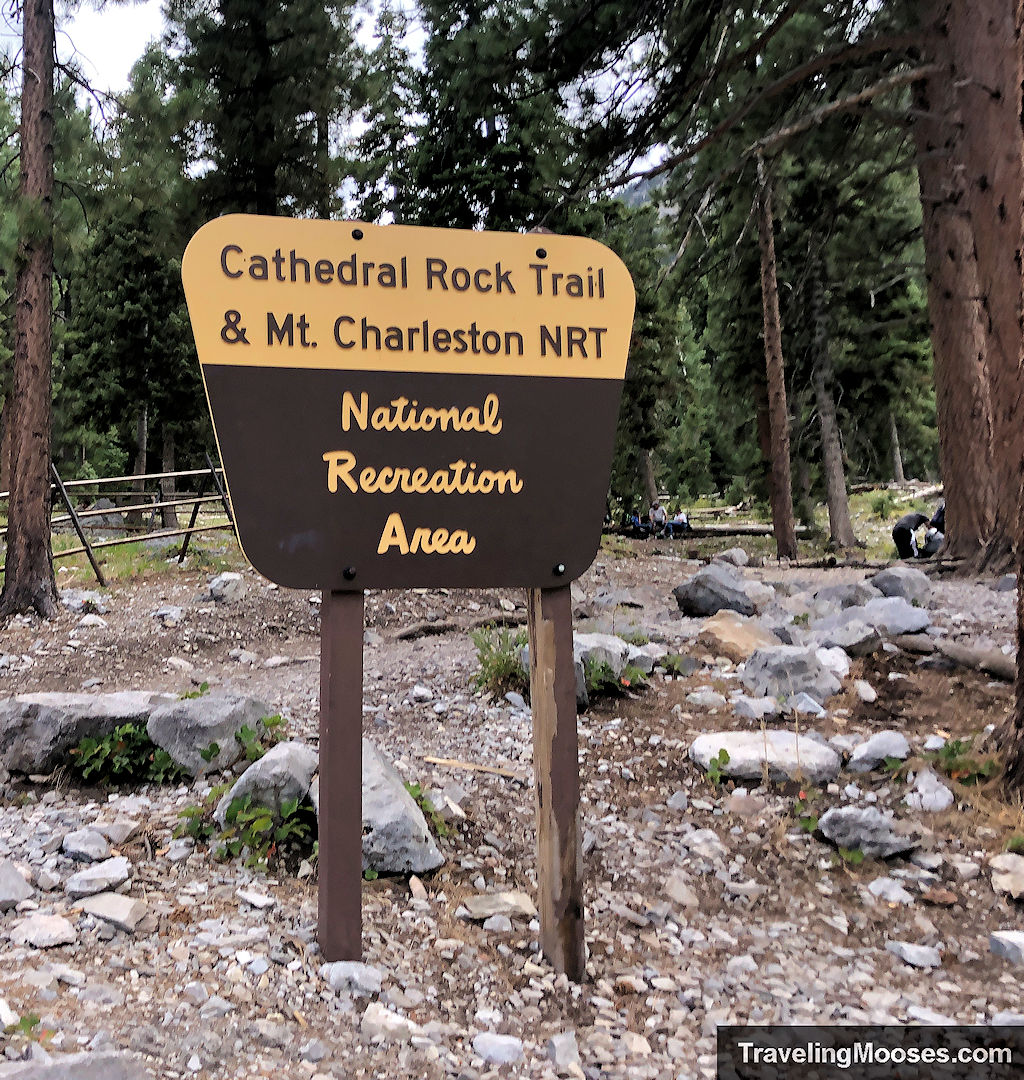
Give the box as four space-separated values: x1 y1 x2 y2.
0 541 1022 1079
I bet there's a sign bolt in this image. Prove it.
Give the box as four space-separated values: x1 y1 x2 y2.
553 563 566 576
343 566 357 580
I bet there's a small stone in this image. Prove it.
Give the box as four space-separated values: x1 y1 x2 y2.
472 1032 523 1064
209 572 245 603
663 871 699 909
482 914 512 933
547 1030 581 1069
0 998 19 1027
990 930 1024 965
299 1039 327 1063
10 913 77 948
80 892 149 933
686 688 727 709
886 940 941 968
614 974 647 994
409 876 428 901
461 891 537 921
237 889 275 910
92 817 140 845
854 680 877 703
904 770 955 813
817 806 917 859
848 731 910 772
65 856 131 899
411 684 433 702
61 828 110 862
990 852 1024 898
360 1001 421 1042
0 858 33 910
321 960 383 996
868 877 914 904
619 1032 652 1057
199 996 235 1020
921 886 957 907
183 982 208 1005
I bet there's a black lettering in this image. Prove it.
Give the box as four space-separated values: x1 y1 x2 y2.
473 267 492 292
540 324 561 356
220 244 243 278
272 249 286 281
361 260 376 286
451 267 471 291
495 262 515 293
315 259 334 284
289 250 310 283
333 316 355 348
589 327 606 358
267 312 294 346
530 263 547 294
361 317 381 349
433 328 451 352
567 326 588 356
249 255 268 281
426 258 448 290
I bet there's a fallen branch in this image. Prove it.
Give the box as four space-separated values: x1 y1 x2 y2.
422 755 527 781
935 639 1015 682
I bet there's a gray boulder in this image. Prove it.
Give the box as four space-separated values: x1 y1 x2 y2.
812 582 882 612
0 1053 146 1079
214 741 318 826
147 694 270 776
0 692 174 774
713 547 749 567
362 740 444 873
813 619 882 657
65 856 131 899
572 633 630 677
209 572 245 603
689 730 841 783
817 806 918 858
741 646 842 702
852 597 932 637
673 563 756 617
518 644 589 710
868 566 932 604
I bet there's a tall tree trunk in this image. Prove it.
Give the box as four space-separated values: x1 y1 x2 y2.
127 405 148 529
0 0 57 618
914 2 997 560
947 0 1024 573
888 409 906 487
160 427 178 530
316 113 331 219
640 450 658 508
755 157 798 559
810 251 858 548
998 0 1024 794
0 395 11 494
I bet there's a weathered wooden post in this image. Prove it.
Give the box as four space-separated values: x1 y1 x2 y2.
182 216 634 973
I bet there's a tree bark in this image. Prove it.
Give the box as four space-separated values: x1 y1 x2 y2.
640 449 658 508
888 409 906 487
0 395 11 494
755 156 798 559
160 426 178 530
946 0 1024 573
913 2 998 561
127 405 148 529
810 251 859 548
0 0 57 618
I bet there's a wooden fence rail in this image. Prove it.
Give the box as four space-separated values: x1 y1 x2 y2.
0 457 234 587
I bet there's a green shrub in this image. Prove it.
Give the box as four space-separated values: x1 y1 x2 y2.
404 781 449 839
869 491 899 520
470 626 530 701
69 723 187 786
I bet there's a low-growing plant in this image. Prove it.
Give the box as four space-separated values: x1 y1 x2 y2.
1006 835 1024 854
706 747 730 786
926 737 999 786
180 681 210 700
470 626 530 701
176 789 317 871
404 781 449 838
69 723 187 786
620 629 650 647
793 786 820 832
837 846 865 865
869 491 899 520
661 653 693 677
583 657 647 698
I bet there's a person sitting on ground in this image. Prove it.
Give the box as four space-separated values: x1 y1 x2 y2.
919 501 946 557
665 508 691 538
892 510 929 559
649 500 668 537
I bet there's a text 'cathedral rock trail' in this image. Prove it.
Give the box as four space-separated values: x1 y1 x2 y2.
181 215 636 591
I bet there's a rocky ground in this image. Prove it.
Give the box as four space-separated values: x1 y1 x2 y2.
1 536 1023 1079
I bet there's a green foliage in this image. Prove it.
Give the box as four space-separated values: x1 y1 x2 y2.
661 654 693 677
404 781 449 839
870 492 899 520
620 630 649 646
176 786 316 872
69 723 187 786
470 627 530 702
793 786 820 832
583 657 648 698
1006 835 1024 854
837 847 865 866
706 747 730 787
180 681 210 700
926 738 999 786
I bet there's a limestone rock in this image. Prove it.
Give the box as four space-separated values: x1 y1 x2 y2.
868 566 932 604
697 610 781 663
572 633 630 677
848 731 911 773
147 694 270 776
360 1002 421 1043
886 940 940 968
689 730 841 783
903 770 955 813
673 563 756 617
0 692 174 774
472 1033 524 1064
0 1052 147 1079
990 853 1024 899
65 856 131 899
817 806 917 858
361 740 444 874
0 858 32 911
10 914 77 949
990 931 1024 965
320 961 383 996
61 829 109 863
741 646 842 703
214 741 318 826
80 893 149 933
209 572 245 603
461 891 537 921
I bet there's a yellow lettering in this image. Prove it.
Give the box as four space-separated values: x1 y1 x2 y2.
377 512 410 554
341 391 368 431
323 451 357 493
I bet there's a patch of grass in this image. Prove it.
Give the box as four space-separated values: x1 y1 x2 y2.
1005 835 1024 854
470 626 530 702
661 653 693 677
836 846 865 865
869 491 900 520
927 737 1000 786
619 629 650 647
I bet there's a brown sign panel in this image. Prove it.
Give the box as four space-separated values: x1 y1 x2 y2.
182 216 635 590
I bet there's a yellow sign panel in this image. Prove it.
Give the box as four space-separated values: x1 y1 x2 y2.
182 215 635 380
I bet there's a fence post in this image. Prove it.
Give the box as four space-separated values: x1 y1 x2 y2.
50 463 106 588
205 451 234 528
177 473 210 565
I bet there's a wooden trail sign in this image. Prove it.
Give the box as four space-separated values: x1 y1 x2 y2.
183 216 635 979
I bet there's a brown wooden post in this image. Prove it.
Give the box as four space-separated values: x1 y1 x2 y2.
527 584 584 981
318 588 364 960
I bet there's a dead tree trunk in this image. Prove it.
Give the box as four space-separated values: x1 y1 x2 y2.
0 0 57 618
640 450 658 509
810 251 859 548
888 410 906 487
755 156 798 559
127 405 148 529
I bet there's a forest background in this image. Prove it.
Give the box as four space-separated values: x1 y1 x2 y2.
0 0 1020 662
